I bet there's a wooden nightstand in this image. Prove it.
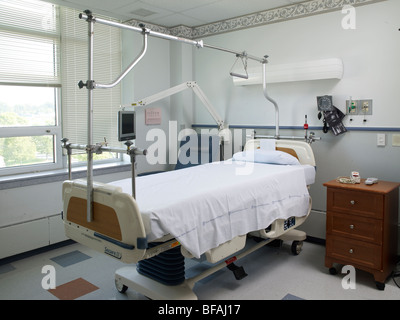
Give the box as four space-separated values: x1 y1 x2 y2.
323 179 399 290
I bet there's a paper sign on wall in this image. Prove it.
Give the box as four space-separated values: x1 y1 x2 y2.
145 108 162 125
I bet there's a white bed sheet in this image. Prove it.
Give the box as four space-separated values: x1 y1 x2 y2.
303 164 316 185
110 161 314 258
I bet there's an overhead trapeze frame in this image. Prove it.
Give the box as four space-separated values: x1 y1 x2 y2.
63 9 318 223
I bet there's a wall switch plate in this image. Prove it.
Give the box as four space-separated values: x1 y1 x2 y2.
377 133 386 147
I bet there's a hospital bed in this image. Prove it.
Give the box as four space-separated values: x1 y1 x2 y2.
62 139 316 300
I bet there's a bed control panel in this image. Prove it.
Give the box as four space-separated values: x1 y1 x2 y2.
284 217 296 231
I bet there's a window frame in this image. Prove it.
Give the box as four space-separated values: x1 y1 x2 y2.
0 85 63 176
0 0 62 176
0 1 125 177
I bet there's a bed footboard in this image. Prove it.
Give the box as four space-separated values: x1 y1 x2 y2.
62 180 147 264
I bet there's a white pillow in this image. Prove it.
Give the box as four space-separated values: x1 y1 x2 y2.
232 149 300 165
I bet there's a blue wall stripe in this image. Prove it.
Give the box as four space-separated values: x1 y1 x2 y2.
192 124 400 132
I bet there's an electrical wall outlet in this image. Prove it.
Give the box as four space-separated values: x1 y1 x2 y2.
360 100 373 115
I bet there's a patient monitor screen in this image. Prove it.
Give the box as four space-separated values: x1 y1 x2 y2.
118 110 136 141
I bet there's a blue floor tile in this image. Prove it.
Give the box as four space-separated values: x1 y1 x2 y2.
50 250 91 267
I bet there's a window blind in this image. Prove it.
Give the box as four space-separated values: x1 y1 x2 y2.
60 7 122 150
0 0 60 86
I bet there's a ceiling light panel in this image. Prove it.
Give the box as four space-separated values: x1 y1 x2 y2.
130 8 157 17
114 1 174 22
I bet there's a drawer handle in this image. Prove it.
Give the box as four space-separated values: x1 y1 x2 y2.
349 224 355 230
349 249 354 254
350 200 355 205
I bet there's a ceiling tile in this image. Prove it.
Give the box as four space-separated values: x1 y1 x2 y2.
61 0 137 11
138 0 219 13
151 13 207 28
45 0 311 26
178 0 301 25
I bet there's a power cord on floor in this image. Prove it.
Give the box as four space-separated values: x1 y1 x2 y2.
393 273 400 288
393 259 400 289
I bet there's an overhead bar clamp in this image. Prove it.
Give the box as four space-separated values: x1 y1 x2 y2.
124 141 147 199
61 138 147 200
79 9 94 22
61 138 72 180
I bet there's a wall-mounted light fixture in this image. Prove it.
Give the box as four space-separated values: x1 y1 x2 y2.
232 58 343 86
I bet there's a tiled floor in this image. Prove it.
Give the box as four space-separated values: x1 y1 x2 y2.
0 240 399 300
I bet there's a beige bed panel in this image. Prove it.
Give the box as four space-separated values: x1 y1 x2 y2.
62 180 147 263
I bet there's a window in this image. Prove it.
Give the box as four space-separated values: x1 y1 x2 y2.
0 86 60 170
0 0 123 176
0 0 61 175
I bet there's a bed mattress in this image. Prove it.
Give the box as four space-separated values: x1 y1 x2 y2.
110 161 314 258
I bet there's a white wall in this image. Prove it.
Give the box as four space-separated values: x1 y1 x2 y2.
192 0 400 240
194 0 400 128
121 31 196 172
170 41 194 130
0 170 132 259
122 30 173 173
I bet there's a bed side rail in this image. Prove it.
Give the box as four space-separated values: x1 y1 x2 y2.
62 180 147 264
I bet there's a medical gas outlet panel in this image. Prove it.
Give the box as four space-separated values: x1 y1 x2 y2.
346 99 373 116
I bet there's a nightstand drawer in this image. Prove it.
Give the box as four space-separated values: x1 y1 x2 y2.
327 212 383 244
326 236 382 270
328 189 384 218
324 179 400 288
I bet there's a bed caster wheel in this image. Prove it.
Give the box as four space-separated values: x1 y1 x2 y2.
375 281 385 291
291 241 303 255
329 267 337 275
115 279 128 294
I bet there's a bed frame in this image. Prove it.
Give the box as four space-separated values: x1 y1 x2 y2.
62 139 315 300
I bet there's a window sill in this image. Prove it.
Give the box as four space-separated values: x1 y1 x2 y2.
0 161 132 190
